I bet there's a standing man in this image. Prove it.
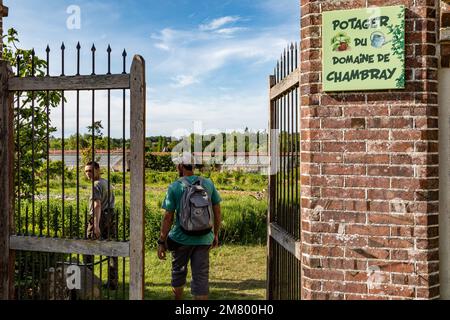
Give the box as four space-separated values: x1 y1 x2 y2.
84 161 118 290
158 153 222 300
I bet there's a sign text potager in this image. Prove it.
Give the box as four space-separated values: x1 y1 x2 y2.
323 6 405 92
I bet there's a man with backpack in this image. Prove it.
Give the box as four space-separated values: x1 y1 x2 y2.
158 152 222 300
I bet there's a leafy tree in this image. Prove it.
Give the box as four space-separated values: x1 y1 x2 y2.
81 121 104 165
2 28 65 198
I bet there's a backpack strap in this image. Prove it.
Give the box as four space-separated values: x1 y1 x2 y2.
179 176 200 188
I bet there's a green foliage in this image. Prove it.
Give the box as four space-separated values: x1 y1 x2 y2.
16 192 267 249
388 7 406 88
2 28 65 199
145 153 176 172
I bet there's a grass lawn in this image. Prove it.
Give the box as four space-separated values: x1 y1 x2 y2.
98 245 266 300
145 245 267 300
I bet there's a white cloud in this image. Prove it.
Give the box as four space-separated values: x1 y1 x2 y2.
171 75 199 88
199 16 240 31
214 27 247 36
147 92 268 137
151 24 294 88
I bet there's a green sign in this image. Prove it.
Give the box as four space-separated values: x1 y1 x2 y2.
323 6 405 92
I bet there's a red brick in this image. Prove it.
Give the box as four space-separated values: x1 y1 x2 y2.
368 214 414 226
344 153 390 164
305 268 345 281
322 188 366 199
368 189 414 201
369 285 415 298
322 164 366 175
346 225 390 237
368 166 414 177
344 130 389 141
321 234 368 247
368 261 415 273
368 237 414 249
368 142 414 153
303 129 343 141
322 211 366 224
323 142 366 152
367 118 413 129
345 247 390 260
344 177 390 188
344 106 388 117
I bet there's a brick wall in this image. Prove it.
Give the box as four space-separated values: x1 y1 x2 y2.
300 0 440 299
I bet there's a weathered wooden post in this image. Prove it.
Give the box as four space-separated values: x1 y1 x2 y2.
129 55 146 300
0 0 7 58
0 0 14 300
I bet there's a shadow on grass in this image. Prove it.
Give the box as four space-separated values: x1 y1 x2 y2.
139 279 266 301
104 279 266 300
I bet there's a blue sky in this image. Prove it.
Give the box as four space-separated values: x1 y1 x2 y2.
4 0 299 138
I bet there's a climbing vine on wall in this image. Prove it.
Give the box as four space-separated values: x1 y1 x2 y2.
387 7 406 88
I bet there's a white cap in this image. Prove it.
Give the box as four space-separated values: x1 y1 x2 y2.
173 152 195 165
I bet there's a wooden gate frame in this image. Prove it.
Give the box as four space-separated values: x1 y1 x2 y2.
267 67 302 299
0 56 146 300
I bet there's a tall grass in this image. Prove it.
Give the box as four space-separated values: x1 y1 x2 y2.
15 190 268 249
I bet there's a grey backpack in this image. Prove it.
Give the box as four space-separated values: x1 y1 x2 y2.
178 177 214 236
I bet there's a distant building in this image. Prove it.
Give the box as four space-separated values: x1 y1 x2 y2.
49 150 130 172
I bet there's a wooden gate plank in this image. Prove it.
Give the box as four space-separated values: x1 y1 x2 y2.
9 236 130 257
269 223 301 261
8 74 130 91
129 55 146 301
269 68 300 100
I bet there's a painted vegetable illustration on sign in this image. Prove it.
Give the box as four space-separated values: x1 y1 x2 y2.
331 32 351 52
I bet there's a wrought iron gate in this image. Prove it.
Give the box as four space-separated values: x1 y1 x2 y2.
267 43 301 300
0 41 146 300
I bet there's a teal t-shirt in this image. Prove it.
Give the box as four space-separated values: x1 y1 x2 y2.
162 175 222 246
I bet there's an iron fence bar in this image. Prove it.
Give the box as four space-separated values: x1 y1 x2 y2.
69 207 73 238
62 88 65 238
286 45 290 78
121 49 127 300
280 54 283 82
295 87 300 241
295 88 298 240
76 89 80 238
17 251 21 299
277 97 280 227
39 206 43 237
91 43 95 302
92 44 96 75
286 92 290 234
25 204 29 236
31 252 35 300
61 43 66 239
76 43 81 241
282 93 285 230
290 90 293 236
16 55 21 236
291 89 294 236
31 49 36 237
122 50 126 241
61 43 65 76
283 93 287 231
